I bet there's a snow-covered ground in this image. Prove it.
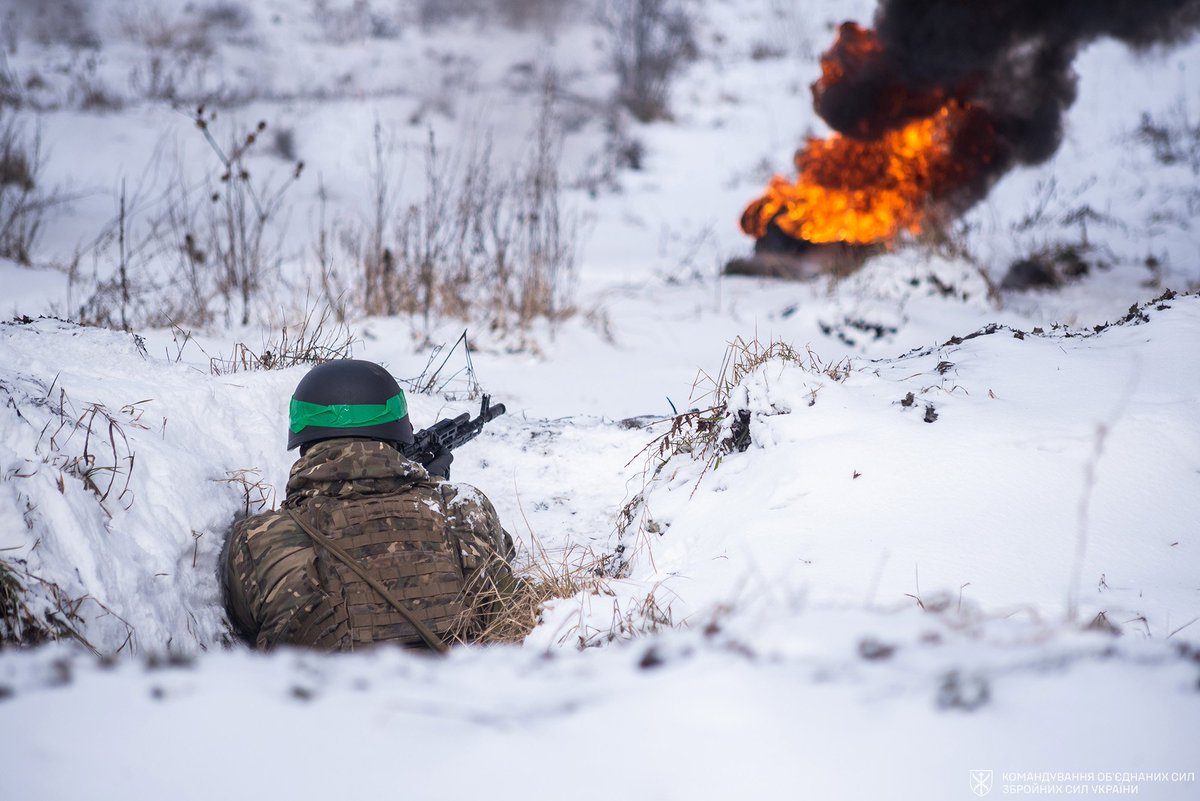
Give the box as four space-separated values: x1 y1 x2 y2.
2 1 1199 799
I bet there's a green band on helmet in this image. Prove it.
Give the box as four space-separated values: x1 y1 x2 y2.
288 392 408 434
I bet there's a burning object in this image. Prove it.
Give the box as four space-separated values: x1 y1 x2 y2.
741 90 998 247
735 1 1200 276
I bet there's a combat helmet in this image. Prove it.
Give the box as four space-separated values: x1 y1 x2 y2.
287 359 415 451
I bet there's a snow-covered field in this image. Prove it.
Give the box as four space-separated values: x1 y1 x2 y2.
1 1 1199 799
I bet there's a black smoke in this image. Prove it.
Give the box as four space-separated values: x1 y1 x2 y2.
816 0 1200 168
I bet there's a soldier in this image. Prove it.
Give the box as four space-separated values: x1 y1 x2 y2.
221 359 514 653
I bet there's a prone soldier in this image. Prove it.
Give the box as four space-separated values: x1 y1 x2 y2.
221 359 513 652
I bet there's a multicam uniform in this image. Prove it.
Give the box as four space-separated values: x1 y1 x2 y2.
222 438 514 651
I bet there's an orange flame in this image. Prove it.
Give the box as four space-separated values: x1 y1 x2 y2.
742 102 979 245
741 23 997 247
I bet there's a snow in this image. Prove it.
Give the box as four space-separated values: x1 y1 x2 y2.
618 295 1200 636
1 618 1197 799
2 1 1200 799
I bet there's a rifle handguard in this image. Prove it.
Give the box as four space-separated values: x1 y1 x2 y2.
402 395 505 469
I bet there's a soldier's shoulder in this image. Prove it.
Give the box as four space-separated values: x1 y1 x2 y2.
231 507 299 542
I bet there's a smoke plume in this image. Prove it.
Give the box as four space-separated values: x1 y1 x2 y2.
816 0 1200 173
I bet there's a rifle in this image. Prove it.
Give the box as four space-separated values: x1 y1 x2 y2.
401 394 506 470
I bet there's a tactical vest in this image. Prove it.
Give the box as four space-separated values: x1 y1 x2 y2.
284 488 481 651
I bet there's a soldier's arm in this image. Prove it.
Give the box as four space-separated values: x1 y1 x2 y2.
220 518 262 644
221 512 322 650
439 482 514 561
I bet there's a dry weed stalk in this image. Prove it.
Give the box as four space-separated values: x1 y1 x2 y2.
0 108 70 265
573 585 675 648
208 301 355 374
628 338 849 484
617 337 854 559
407 329 482 398
216 468 277 517
35 388 142 513
193 107 305 327
321 78 578 340
75 180 178 331
602 0 697 123
0 558 95 650
75 109 304 331
692 335 851 410
0 553 137 653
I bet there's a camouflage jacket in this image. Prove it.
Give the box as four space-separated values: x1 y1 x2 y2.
221 438 514 651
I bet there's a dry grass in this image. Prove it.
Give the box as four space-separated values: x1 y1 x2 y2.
626 337 851 486
602 0 697 123
7 0 100 51
313 0 401 43
0 558 97 650
615 337 853 567
1 548 134 653
192 108 305 327
207 301 356 375
74 110 305 332
0 108 68 265
0 558 55 647
121 3 238 103
318 79 579 340
0 374 143 652
36 386 144 514
692 335 851 410
216 468 277 517
574 584 675 648
407 330 481 398
447 537 617 646
1134 101 1200 174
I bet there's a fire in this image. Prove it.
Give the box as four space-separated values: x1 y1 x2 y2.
741 102 983 245
741 23 997 248
811 23 949 142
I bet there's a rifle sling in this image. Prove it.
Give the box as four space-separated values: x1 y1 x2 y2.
285 508 450 655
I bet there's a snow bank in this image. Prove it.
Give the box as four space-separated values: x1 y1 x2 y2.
0 317 295 652
0 314 654 654
620 292 1200 642
1 609 1197 800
